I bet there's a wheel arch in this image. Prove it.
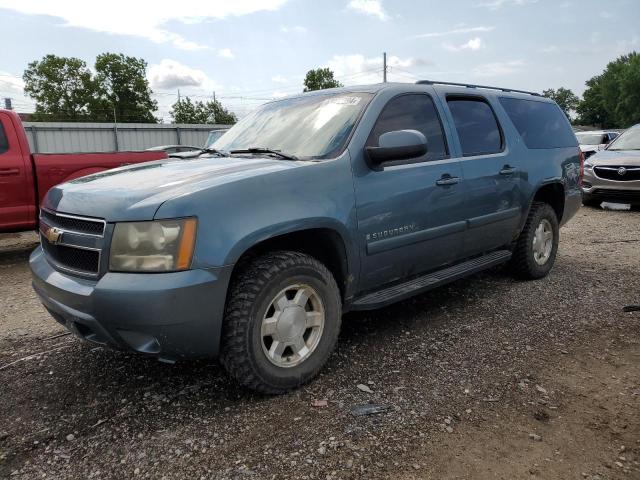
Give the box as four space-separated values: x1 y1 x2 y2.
529 181 565 223
226 223 355 302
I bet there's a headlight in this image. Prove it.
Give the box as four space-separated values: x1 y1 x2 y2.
584 162 594 170
109 218 197 272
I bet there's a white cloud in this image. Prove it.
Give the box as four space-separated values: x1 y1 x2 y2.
472 60 525 77
444 37 484 52
147 59 208 89
477 0 538 9
280 25 307 33
271 75 289 84
347 0 389 21
412 26 494 39
599 11 613 19
217 48 235 59
0 0 289 50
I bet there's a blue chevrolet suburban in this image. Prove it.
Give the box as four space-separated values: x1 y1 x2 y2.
30 81 583 393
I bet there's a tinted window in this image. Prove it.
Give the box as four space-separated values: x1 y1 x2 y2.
499 97 577 149
367 94 448 161
447 98 502 156
0 123 8 154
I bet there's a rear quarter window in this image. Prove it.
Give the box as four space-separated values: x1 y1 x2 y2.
0 123 8 154
499 97 577 149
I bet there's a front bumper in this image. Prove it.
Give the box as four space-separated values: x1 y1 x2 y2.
582 169 640 203
30 246 233 361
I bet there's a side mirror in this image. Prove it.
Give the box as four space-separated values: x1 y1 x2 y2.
365 129 428 169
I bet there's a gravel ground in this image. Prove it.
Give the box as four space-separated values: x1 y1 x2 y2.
0 206 638 479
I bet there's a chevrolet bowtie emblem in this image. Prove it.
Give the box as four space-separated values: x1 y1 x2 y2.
45 227 63 244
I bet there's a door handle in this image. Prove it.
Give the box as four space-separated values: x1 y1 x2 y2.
0 168 20 176
499 165 516 175
436 175 460 186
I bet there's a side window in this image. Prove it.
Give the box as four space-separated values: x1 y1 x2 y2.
367 94 448 161
0 122 8 155
447 97 503 156
499 97 577 149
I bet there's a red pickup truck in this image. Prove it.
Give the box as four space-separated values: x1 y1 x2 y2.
0 109 167 233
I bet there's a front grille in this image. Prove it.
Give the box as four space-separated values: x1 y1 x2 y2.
594 166 640 182
39 209 106 277
41 239 100 275
591 188 640 199
41 209 105 236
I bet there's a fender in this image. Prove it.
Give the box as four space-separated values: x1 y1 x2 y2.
224 217 356 270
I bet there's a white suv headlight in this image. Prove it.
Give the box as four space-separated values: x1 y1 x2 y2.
109 218 197 272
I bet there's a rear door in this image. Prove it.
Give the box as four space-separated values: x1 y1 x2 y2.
0 112 32 231
352 92 466 292
440 95 522 257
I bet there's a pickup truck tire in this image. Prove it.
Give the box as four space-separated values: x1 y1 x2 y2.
220 251 342 394
510 202 559 280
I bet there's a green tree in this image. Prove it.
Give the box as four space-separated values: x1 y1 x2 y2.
92 53 158 123
542 87 580 120
303 68 343 92
23 54 96 121
169 97 237 124
576 52 640 128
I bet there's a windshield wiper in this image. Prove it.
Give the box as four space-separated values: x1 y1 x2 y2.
195 148 228 157
229 147 299 161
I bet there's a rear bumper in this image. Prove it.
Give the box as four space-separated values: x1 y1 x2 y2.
561 187 583 226
30 246 233 361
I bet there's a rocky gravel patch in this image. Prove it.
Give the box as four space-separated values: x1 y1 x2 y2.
0 207 638 479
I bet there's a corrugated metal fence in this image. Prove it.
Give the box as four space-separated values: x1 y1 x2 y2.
22 122 232 153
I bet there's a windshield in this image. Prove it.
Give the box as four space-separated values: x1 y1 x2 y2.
205 130 227 148
212 92 373 159
576 133 606 145
608 128 640 151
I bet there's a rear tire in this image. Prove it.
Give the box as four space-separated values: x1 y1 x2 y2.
510 202 559 280
220 251 341 394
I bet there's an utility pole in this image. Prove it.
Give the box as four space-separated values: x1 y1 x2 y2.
177 89 181 102
383 52 387 83
213 91 216 103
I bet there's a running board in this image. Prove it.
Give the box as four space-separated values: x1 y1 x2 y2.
351 250 512 310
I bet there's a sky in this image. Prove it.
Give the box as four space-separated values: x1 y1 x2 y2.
0 0 638 121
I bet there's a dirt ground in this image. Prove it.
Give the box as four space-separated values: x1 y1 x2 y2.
0 206 638 480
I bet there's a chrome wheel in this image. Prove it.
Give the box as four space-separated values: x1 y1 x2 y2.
532 218 553 265
260 284 325 368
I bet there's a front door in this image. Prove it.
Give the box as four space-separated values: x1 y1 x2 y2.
441 95 522 257
351 93 467 292
0 112 32 231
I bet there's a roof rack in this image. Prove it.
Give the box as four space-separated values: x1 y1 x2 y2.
416 80 540 97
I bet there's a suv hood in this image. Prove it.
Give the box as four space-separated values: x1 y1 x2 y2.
589 149 640 166
44 156 301 221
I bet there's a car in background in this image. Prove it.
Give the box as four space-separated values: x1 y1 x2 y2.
582 124 640 210
575 130 619 159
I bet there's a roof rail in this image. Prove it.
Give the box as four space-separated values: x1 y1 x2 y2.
416 80 540 97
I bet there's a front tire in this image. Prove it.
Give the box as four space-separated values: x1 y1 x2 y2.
510 202 559 280
220 251 341 394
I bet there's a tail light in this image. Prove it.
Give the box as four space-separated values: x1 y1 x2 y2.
578 149 585 186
